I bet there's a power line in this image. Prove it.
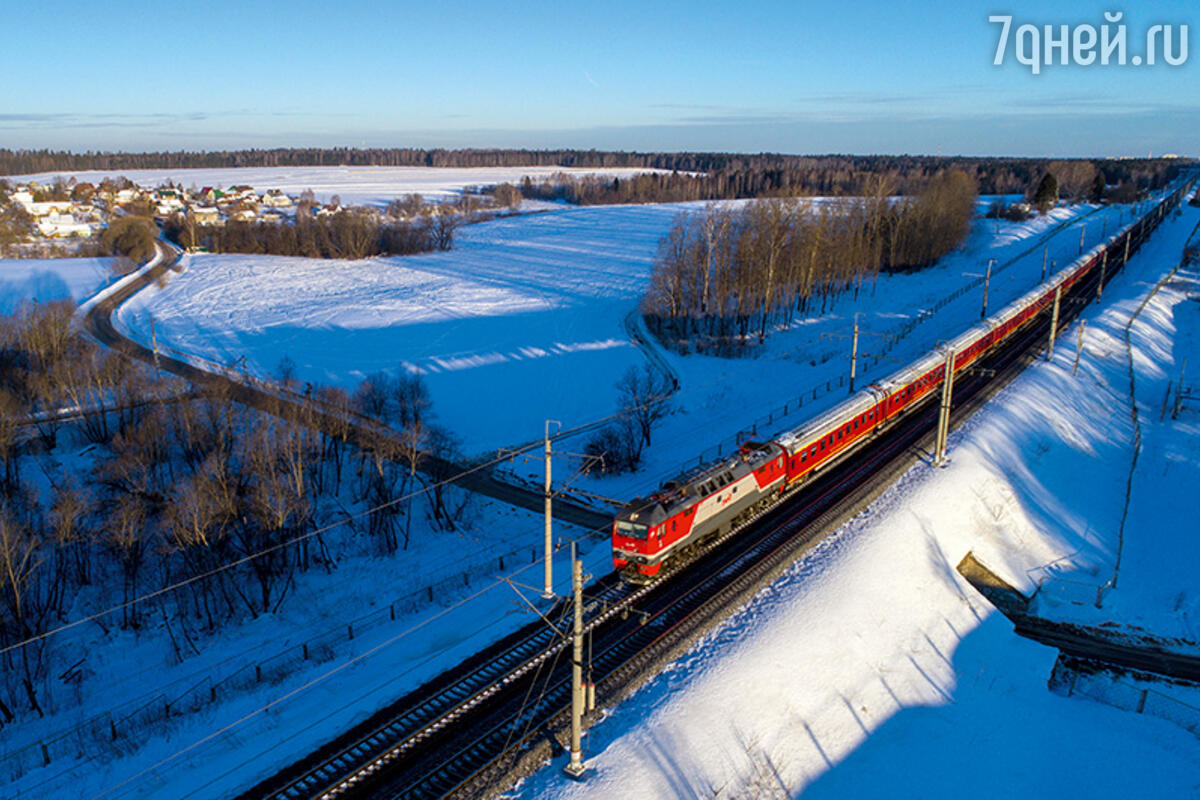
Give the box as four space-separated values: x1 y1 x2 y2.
0 439 606 657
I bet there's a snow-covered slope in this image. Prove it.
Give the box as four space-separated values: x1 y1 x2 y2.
505 200 1200 799
0 256 117 313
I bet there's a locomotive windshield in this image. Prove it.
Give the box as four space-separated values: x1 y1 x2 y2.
615 521 647 537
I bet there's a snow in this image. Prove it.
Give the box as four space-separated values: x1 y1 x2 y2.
11 193 1195 799
116 198 1141 500
117 203 685 452
0 256 118 313
4 166 669 208
504 198 1200 800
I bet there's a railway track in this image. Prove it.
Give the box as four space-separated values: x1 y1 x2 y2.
247 243 1118 800
244 187 1193 800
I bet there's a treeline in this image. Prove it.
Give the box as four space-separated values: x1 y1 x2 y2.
1 148 1185 199
163 209 455 259
516 157 1182 206
643 171 978 353
0 302 466 722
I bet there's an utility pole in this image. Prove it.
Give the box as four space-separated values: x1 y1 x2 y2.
1073 320 1087 376
1048 286 1062 360
543 420 560 599
1041 244 1048 281
981 259 994 319
849 312 861 392
149 316 161 379
1123 232 1132 266
1079 222 1087 254
1097 251 1108 300
564 554 587 779
934 347 956 466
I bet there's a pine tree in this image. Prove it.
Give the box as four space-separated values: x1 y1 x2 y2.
1033 172 1059 213
1091 170 1107 203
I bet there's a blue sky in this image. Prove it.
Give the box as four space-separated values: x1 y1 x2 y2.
3 0 1196 156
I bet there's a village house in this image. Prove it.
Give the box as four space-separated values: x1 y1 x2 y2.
260 190 293 208
227 185 258 202
36 213 92 238
189 206 220 224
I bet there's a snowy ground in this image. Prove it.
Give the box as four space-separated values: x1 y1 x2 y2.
8 195 1188 799
4 489 595 800
3 166 667 208
117 197 1143 503
0 256 117 313
504 199 1200 800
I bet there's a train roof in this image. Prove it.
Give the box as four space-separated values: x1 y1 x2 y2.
776 389 878 453
619 440 782 523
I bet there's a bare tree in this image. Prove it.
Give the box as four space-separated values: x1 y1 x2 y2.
616 364 674 447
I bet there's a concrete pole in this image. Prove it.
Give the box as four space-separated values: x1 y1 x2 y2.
1048 286 1062 360
1073 320 1087 376
543 421 554 599
849 312 860 393
934 347 955 466
1097 251 1108 300
150 316 161 379
1041 245 1048 281
1123 232 1132 266
981 259 993 319
1079 223 1086 254
564 555 586 779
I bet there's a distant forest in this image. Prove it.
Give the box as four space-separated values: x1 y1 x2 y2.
0 147 1185 198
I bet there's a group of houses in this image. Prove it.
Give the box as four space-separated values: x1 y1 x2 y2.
2 179 313 243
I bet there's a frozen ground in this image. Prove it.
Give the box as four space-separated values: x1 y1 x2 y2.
117 197 1142 502
506 198 1200 800
0 256 117 313
3 165 667 208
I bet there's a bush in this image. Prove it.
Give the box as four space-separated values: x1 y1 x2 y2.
100 216 157 263
985 200 1032 222
584 417 643 474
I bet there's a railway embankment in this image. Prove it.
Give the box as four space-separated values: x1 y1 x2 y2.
956 210 1200 742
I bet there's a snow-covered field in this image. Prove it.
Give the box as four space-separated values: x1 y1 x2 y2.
506 199 1200 800
4 165 666 207
0 256 116 313
117 197 1139 501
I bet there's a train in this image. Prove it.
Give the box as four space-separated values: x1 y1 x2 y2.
612 179 1195 578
